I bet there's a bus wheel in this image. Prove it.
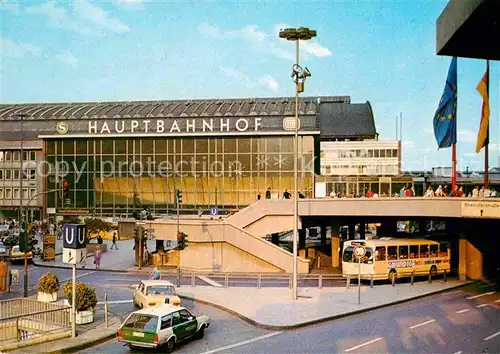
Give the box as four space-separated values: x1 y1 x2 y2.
388 269 397 281
429 266 438 277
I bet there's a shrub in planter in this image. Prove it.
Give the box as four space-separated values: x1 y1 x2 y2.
37 272 60 302
62 282 98 312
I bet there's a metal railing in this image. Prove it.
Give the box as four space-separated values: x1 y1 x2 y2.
0 299 71 349
346 268 452 289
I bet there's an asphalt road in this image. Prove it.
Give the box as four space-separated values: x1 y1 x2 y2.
81 283 500 354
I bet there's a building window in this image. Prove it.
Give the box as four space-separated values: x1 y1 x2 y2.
13 188 20 199
374 150 379 158
0 169 2 180
30 188 37 199
22 188 28 199
29 169 36 180
30 151 36 160
5 188 12 199
0 151 3 161
5 151 12 161
5 170 11 180
392 149 398 157
13 169 20 180
380 150 386 158
13 151 20 161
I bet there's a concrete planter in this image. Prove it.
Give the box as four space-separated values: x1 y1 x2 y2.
75 310 94 324
37 291 58 303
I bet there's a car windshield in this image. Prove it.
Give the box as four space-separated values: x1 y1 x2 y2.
123 314 158 331
146 285 175 295
12 246 19 252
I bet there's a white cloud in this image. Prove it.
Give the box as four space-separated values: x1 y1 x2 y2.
198 23 221 38
0 38 41 58
200 23 331 60
221 67 280 92
301 41 331 57
115 0 146 9
458 129 477 142
402 140 415 149
26 0 129 35
74 1 130 33
227 25 267 43
56 50 77 68
259 75 279 92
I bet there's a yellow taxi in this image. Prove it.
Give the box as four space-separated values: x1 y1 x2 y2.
9 245 33 262
133 280 181 308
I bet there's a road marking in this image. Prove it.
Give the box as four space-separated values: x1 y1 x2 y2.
477 304 489 308
409 319 436 329
455 309 470 314
483 331 500 341
197 275 223 287
443 290 463 295
344 337 383 352
199 331 282 354
453 351 462 354
467 292 495 300
96 300 133 305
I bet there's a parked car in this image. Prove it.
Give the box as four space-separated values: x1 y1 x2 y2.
0 241 6 256
118 305 210 352
9 245 33 262
133 280 181 308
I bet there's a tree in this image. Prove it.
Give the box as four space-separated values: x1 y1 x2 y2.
84 217 112 241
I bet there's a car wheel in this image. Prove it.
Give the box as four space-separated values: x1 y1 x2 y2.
133 300 139 308
196 325 205 339
165 338 175 353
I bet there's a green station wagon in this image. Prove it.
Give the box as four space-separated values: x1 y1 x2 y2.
118 305 210 352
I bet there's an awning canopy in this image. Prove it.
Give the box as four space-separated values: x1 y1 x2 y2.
436 0 500 60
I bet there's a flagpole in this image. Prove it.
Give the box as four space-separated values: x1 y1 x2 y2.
484 60 490 189
452 143 457 190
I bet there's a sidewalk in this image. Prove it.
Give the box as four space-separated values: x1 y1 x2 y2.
34 238 158 272
176 279 470 329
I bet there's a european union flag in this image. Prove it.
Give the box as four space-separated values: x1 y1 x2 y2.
433 57 457 149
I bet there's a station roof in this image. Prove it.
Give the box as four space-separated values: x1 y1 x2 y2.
436 0 500 60
0 96 376 139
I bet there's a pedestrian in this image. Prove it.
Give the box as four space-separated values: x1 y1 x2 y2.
0 256 7 292
150 266 161 280
94 246 102 271
265 187 271 199
111 232 118 250
298 191 305 199
283 189 291 199
257 192 261 200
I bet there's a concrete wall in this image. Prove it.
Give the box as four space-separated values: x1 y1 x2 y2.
154 219 310 273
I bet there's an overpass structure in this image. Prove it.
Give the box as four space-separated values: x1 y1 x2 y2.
154 198 499 280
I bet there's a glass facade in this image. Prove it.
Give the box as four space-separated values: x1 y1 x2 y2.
45 136 315 216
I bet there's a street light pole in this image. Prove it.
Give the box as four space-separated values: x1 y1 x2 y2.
279 27 316 300
292 38 300 301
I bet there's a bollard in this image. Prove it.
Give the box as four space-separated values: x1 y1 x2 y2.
411 271 414 285
104 294 108 328
347 275 350 289
370 275 374 288
191 272 195 287
319 274 323 289
8 272 12 293
257 274 261 289
391 274 395 287
443 270 447 282
224 273 229 288
428 272 432 283
317 256 321 268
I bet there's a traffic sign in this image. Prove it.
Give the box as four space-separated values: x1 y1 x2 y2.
210 207 219 216
353 245 366 258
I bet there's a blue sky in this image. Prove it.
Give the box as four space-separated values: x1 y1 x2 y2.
1 0 498 173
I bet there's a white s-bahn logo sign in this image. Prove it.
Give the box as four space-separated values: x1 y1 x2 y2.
387 260 414 269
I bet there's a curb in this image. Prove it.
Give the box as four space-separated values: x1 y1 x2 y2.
178 281 472 331
47 330 118 354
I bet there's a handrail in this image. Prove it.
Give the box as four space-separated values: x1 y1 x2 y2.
0 306 71 321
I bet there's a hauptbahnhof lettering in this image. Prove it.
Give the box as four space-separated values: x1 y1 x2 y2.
0 96 375 217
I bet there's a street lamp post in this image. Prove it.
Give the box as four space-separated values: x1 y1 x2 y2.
279 27 316 300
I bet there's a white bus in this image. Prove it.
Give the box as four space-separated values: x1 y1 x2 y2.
342 237 451 280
